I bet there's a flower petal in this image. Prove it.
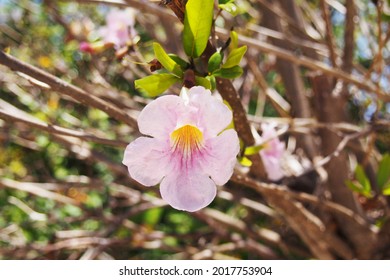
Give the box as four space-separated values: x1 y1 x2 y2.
101 8 137 48
260 153 284 181
138 95 184 139
188 86 233 137
201 129 240 185
106 8 135 27
160 171 216 212
259 122 285 181
122 137 169 186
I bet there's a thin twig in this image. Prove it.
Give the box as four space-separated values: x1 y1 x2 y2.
320 0 338 67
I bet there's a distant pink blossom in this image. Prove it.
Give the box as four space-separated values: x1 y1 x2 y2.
79 42 94 53
259 123 285 181
79 41 109 54
123 87 240 212
99 8 137 49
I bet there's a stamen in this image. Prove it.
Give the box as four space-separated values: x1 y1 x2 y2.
170 125 203 158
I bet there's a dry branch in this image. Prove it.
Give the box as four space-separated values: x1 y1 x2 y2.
0 51 138 129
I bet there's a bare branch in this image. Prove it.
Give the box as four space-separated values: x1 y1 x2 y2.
0 51 138 129
0 99 128 147
216 28 390 102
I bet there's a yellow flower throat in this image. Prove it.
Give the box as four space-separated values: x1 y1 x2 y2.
170 125 203 157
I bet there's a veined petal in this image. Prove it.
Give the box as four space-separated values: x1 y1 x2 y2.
170 124 204 159
160 171 216 212
138 95 184 139
187 86 233 137
201 129 240 185
122 137 169 186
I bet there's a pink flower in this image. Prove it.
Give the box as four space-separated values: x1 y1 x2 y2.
79 42 94 53
99 8 137 49
259 123 285 181
123 87 240 212
79 41 110 54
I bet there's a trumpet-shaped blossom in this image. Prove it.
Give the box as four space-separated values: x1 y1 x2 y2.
259 123 285 181
79 41 111 54
123 87 240 212
99 8 137 49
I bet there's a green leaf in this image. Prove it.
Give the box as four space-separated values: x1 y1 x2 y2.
222 45 247 68
355 165 371 194
377 154 390 189
86 192 103 208
183 0 214 58
219 3 239 16
213 65 243 79
346 180 364 195
208 52 223 73
244 144 266 156
230 30 238 50
218 0 234 4
238 156 252 167
345 180 372 198
206 75 216 90
168 54 189 70
142 208 163 226
135 74 180 97
382 13 390 22
195 76 211 89
153 43 183 77
383 183 390 196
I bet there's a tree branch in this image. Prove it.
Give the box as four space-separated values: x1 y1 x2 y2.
0 99 128 147
0 51 138 129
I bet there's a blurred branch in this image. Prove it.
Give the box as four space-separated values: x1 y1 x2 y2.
342 0 356 72
0 99 128 147
262 0 318 159
247 24 329 57
299 127 373 177
0 178 78 205
39 237 129 252
231 173 361 259
247 59 291 117
311 73 377 258
193 210 281 259
218 190 276 218
364 2 390 80
0 51 138 129
216 28 390 102
320 0 338 67
8 196 47 222
230 173 371 233
255 0 317 41
248 116 363 134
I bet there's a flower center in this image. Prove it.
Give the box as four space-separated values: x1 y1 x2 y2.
170 125 204 158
